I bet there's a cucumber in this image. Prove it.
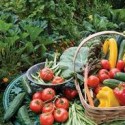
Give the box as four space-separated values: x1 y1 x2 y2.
103 79 123 88
17 105 33 125
4 92 26 122
116 35 124 52
22 76 32 95
114 72 125 82
118 39 125 60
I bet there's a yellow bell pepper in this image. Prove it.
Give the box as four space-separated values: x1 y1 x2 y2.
96 86 120 107
103 38 118 68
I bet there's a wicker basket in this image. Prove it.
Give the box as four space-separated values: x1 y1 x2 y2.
73 31 125 124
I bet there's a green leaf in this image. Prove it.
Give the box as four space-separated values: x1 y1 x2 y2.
58 47 89 78
38 36 54 45
5 36 19 46
41 44 47 56
25 25 43 41
25 42 34 54
21 54 32 65
83 21 95 32
20 32 29 39
0 20 12 32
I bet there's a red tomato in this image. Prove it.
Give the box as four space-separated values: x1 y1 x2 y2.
101 60 110 70
63 88 78 100
30 99 43 113
109 68 120 78
42 102 55 113
54 108 69 123
98 73 110 82
94 85 102 95
52 76 64 84
116 60 125 71
98 69 109 76
32 91 43 100
40 67 54 81
42 88 56 101
55 98 69 110
87 75 100 88
40 113 54 125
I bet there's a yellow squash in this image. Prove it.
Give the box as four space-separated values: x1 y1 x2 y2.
102 39 109 55
103 38 118 68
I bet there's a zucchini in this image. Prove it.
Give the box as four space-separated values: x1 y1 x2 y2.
103 79 123 88
17 105 33 125
118 39 125 60
4 92 26 122
114 72 125 82
116 35 124 52
22 76 32 95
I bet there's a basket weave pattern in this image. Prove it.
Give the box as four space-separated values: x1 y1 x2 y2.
73 31 125 124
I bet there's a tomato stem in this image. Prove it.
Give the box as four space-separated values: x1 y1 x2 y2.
52 95 60 103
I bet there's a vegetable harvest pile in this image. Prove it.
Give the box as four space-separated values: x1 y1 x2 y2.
85 35 125 108
3 47 93 125
3 76 95 125
3 34 125 125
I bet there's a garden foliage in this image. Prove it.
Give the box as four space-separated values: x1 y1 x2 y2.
0 0 125 84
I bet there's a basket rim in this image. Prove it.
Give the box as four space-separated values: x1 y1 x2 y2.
85 102 125 110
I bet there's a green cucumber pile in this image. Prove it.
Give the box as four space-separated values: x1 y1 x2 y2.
103 72 125 88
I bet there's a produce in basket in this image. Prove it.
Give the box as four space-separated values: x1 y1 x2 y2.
96 86 120 107
114 84 125 106
77 33 125 108
73 31 125 124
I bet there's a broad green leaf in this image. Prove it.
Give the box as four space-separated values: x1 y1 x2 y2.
4 36 19 46
0 20 12 32
25 25 43 41
38 36 54 45
25 42 34 54
59 47 89 78
20 32 29 39
113 9 125 22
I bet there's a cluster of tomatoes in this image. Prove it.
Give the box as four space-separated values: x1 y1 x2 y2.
87 59 125 94
40 67 64 84
30 88 71 125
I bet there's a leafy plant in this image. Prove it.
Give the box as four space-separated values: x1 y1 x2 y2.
0 0 125 85
0 19 55 84
58 47 89 78
81 14 118 37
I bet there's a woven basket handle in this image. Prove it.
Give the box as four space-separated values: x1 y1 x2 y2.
73 31 125 108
